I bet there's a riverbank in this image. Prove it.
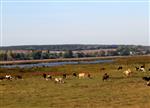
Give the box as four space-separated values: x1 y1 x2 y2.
0 55 149 65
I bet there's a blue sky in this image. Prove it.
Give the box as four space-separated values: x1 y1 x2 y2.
0 0 149 46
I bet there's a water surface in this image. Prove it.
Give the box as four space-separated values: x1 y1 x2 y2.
0 59 114 68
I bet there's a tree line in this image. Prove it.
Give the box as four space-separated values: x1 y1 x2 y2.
0 45 149 61
0 44 119 50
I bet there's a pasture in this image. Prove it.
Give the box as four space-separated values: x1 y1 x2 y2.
0 56 150 108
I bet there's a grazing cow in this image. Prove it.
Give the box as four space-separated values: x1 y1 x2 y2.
46 75 52 80
142 77 150 86
73 73 77 77
0 76 5 80
78 73 86 79
14 75 23 79
87 73 92 79
78 73 91 79
149 68 150 71
146 81 150 86
63 73 67 79
123 69 132 77
100 68 105 70
102 73 109 81
141 65 145 68
54 78 65 83
135 67 139 71
47 75 52 79
5 75 12 80
118 66 123 70
142 76 150 81
139 68 145 72
43 73 47 79
42 73 52 80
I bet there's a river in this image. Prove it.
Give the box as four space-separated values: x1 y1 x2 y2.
0 59 114 68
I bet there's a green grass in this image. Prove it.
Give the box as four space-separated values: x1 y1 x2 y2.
0 56 150 108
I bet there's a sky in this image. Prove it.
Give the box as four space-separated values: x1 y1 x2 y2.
0 0 149 46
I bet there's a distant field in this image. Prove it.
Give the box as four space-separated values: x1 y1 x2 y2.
0 56 150 108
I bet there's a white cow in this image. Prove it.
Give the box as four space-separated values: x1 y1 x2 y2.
78 73 86 79
78 73 92 79
147 81 150 86
54 78 64 83
46 75 52 80
139 68 145 72
123 69 132 77
5 75 12 80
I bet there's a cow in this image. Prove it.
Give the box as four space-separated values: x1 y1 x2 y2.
46 75 52 80
141 65 145 68
142 77 150 86
5 75 13 80
73 73 77 77
78 73 85 79
78 73 92 79
100 68 105 70
87 73 92 79
102 73 109 81
135 67 139 71
54 78 65 83
142 76 150 81
63 73 67 79
139 68 145 72
14 75 23 80
0 76 5 80
146 81 150 86
123 69 132 77
43 73 52 80
43 73 47 79
118 66 123 70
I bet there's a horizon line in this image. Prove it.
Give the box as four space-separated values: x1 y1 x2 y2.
1 44 149 47
0 1 149 3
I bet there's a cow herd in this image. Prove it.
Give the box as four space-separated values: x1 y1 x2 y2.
118 65 150 86
41 72 92 83
0 65 150 86
41 65 150 86
0 75 23 80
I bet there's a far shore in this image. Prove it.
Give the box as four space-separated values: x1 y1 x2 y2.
0 55 149 65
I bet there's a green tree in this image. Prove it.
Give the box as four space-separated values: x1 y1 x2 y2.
6 50 14 60
49 53 58 59
117 46 130 56
63 50 73 58
32 51 42 59
41 53 49 59
75 52 85 58
0 52 7 61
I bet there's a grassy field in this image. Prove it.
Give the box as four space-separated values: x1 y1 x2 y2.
0 56 150 108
